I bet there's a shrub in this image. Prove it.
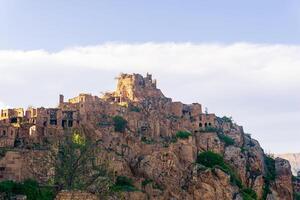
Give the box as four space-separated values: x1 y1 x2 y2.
141 136 155 144
294 192 300 200
222 116 233 123
293 175 298 182
265 155 276 181
262 155 276 199
0 148 7 158
242 188 257 200
217 133 235 146
197 151 225 168
0 179 55 200
129 105 140 112
111 176 137 192
112 116 127 132
175 131 191 139
262 182 271 200
241 147 247 153
199 127 220 133
197 151 242 188
0 180 15 196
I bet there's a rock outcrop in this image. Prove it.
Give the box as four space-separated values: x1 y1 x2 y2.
0 73 294 200
276 153 300 176
267 158 293 200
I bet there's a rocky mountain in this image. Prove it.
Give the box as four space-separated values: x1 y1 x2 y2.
276 153 300 176
0 73 295 200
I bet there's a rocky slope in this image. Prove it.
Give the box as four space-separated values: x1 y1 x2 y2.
77 73 294 199
0 73 295 200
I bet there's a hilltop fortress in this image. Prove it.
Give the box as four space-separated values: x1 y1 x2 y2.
0 73 216 148
0 73 295 200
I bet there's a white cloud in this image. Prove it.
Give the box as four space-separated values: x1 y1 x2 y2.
0 42 299 153
0 101 8 109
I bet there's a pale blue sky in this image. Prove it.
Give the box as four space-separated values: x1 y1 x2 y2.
0 1 300 153
1 0 300 50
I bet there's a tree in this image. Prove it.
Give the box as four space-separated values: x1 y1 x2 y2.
28 127 114 198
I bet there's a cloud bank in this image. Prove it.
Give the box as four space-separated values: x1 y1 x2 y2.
0 42 299 153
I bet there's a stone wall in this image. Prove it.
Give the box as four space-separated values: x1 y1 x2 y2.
0 150 50 183
55 191 98 200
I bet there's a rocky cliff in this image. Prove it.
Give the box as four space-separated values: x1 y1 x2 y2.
0 73 295 200
276 153 300 176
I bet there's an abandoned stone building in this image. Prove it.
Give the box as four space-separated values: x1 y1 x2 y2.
0 122 17 147
0 108 24 124
0 73 217 148
0 73 218 182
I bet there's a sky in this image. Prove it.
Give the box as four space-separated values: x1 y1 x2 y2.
0 0 299 153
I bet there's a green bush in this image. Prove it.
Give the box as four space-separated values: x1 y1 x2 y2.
141 136 155 144
222 116 233 123
111 176 137 192
262 155 276 199
196 151 225 168
217 133 235 146
264 155 276 181
196 151 242 188
294 192 300 200
199 127 220 133
129 105 140 112
112 116 127 132
0 179 55 200
262 181 271 200
293 175 299 182
0 148 7 158
175 131 191 139
240 147 247 153
242 188 257 200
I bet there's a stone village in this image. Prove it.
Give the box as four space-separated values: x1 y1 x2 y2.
0 73 295 200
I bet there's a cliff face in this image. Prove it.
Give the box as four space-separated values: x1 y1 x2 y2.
276 153 300 176
0 73 295 200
